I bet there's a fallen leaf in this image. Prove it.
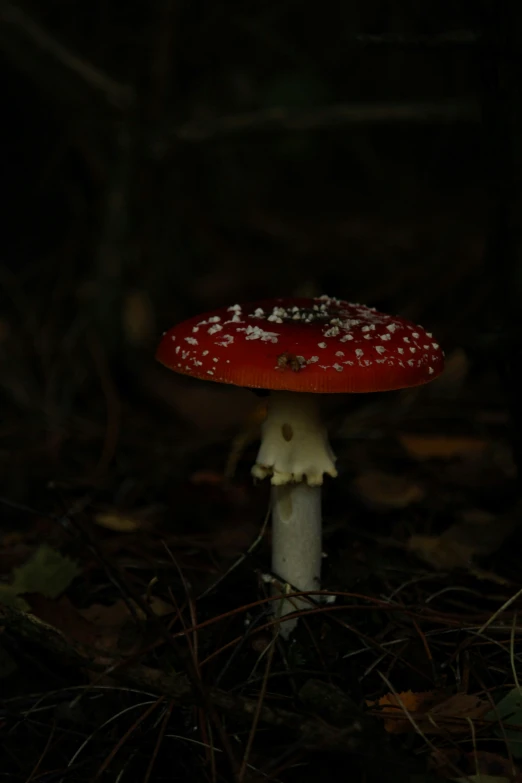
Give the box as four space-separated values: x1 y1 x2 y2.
190 470 226 486
79 600 135 627
94 512 142 533
28 595 145 654
485 688 522 759
366 690 436 733
11 545 80 599
144 596 174 618
368 689 491 734
430 692 492 725
408 507 517 573
352 470 425 509
398 433 487 460
28 594 102 648
79 596 173 626
0 584 29 611
446 442 517 488
408 533 475 571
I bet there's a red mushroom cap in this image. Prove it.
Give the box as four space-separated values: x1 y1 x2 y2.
156 296 444 394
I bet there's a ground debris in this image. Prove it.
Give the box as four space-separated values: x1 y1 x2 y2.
408 505 519 576
367 689 491 734
352 469 425 509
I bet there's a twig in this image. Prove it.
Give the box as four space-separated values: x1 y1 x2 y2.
355 31 480 47
238 623 277 781
376 672 469 781
86 332 122 483
163 100 479 145
0 0 133 110
94 697 165 780
197 504 271 600
0 605 364 753
26 719 56 783
143 701 173 783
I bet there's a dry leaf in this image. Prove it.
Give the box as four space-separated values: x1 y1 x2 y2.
408 507 517 572
368 689 491 735
27 593 172 655
485 687 522 760
80 596 173 625
79 600 135 628
430 692 492 725
0 584 29 611
399 433 487 460
28 594 103 648
352 470 425 509
11 545 80 599
190 470 226 486
367 689 436 733
408 533 475 571
94 512 142 533
145 596 174 618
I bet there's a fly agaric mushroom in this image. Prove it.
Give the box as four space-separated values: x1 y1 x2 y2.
156 296 444 635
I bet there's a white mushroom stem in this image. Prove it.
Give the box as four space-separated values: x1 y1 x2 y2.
251 391 337 636
252 392 337 486
270 483 322 633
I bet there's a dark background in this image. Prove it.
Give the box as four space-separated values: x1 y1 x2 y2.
1 0 511 501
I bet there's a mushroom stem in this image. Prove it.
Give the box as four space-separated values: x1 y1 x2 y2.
252 392 337 486
271 482 322 636
251 391 336 636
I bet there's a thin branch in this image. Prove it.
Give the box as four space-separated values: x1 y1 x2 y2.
355 30 481 47
479 0 522 484
0 0 134 110
0 604 364 752
162 100 479 145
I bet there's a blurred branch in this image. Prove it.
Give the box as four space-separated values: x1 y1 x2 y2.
90 122 135 345
479 0 522 485
148 0 177 126
0 0 134 110
356 31 480 47
162 100 479 145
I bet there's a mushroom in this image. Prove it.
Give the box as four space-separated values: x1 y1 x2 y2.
156 295 444 635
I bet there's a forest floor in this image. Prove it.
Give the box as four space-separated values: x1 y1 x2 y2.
2 343 522 783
